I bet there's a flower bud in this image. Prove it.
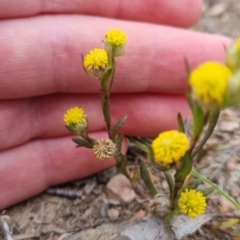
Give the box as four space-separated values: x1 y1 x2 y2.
226 39 240 71
83 48 109 79
104 29 127 58
64 107 88 134
224 71 240 107
189 62 232 109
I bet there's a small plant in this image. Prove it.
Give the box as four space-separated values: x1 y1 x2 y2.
63 32 240 239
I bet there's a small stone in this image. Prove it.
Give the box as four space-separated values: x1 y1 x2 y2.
93 185 103 195
57 233 70 240
231 139 240 146
130 209 146 221
83 178 97 195
108 198 121 206
230 184 240 198
206 3 227 17
161 180 168 191
222 109 237 120
219 196 235 212
97 167 118 183
106 174 136 203
100 203 109 218
226 160 236 171
107 208 120 220
151 174 160 184
219 121 239 132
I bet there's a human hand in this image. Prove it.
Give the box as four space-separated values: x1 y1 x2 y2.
0 0 231 209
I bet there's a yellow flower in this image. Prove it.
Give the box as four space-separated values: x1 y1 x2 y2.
93 138 116 160
83 48 109 79
106 29 127 46
151 130 190 165
178 189 207 218
189 62 232 108
64 107 87 125
105 29 127 57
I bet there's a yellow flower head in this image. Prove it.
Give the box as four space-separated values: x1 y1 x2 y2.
83 48 109 79
151 130 190 165
178 189 207 218
189 62 232 107
105 29 127 46
64 107 87 126
93 138 116 160
105 29 127 57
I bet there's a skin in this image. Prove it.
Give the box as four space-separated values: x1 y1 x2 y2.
0 0 231 210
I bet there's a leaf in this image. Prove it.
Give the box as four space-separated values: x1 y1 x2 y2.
115 133 123 152
192 108 220 158
191 102 204 139
177 113 185 133
101 67 113 89
185 179 201 190
128 137 151 154
72 138 93 148
201 186 217 196
111 116 128 140
140 162 158 197
164 171 175 201
174 152 192 195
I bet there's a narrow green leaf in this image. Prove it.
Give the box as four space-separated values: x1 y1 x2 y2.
119 154 128 177
174 152 192 197
115 133 123 152
192 103 204 139
81 53 88 75
101 67 113 89
200 186 217 197
72 138 93 148
164 171 175 202
128 137 151 154
185 179 201 190
192 108 220 158
111 116 128 140
177 113 185 133
140 162 159 197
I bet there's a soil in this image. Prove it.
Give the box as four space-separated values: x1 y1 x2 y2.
2 0 240 240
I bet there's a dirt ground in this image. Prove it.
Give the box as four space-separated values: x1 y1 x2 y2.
2 0 240 240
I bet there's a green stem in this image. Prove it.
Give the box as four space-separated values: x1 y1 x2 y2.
107 58 115 97
100 89 111 137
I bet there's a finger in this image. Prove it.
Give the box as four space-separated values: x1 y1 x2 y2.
0 15 231 99
0 93 190 150
0 0 202 27
0 132 127 210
